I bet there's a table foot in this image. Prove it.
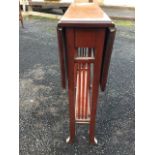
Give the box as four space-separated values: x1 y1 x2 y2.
90 137 98 144
66 136 74 144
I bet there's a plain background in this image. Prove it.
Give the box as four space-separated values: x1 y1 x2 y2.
0 0 155 155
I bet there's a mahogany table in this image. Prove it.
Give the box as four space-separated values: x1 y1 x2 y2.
57 3 116 144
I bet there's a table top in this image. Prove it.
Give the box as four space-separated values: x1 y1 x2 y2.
59 3 113 25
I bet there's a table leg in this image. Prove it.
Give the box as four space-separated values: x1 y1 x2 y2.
89 30 105 144
66 28 76 143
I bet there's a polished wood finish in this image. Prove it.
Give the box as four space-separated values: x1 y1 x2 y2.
60 3 111 23
57 3 116 144
100 27 116 91
75 64 91 122
89 30 105 143
75 29 96 48
57 27 66 89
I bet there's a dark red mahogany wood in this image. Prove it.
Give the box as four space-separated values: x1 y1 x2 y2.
57 3 116 144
